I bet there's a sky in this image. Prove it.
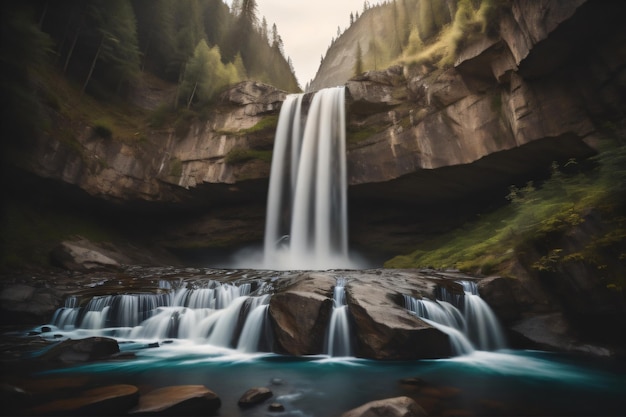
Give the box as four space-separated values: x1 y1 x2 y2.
224 0 383 89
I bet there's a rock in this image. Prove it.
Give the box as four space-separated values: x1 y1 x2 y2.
268 402 285 412
51 239 121 271
268 273 335 355
129 385 221 415
38 336 120 363
346 272 452 359
237 387 273 407
341 396 427 417
0 284 61 324
28 384 139 416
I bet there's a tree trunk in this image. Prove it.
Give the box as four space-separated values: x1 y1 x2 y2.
187 82 198 109
81 34 104 96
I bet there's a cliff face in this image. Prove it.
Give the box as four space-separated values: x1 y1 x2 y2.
7 0 626 255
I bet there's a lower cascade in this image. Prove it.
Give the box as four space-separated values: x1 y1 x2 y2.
325 277 354 357
49 280 273 353
403 280 506 355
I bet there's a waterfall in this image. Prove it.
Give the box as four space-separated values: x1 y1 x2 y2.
404 280 506 355
325 278 353 357
262 86 355 270
48 281 274 352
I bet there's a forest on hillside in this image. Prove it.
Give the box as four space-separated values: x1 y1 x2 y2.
1 0 300 145
310 0 503 90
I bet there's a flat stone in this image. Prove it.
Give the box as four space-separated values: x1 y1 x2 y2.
129 385 220 415
341 396 427 417
28 384 139 416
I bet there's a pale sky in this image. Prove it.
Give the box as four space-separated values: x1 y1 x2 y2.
224 0 383 89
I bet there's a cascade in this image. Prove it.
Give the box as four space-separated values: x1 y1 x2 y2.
262 86 355 270
325 277 354 356
404 280 506 355
48 281 273 352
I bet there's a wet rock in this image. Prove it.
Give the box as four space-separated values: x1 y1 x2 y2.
269 273 335 355
129 385 221 415
341 396 427 417
38 336 120 363
238 387 273 407
28 384 139 416
346 272 452 359
268 402 285 412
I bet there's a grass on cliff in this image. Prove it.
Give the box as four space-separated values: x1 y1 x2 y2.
385 137 626 287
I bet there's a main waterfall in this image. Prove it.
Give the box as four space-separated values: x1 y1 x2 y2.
262 86 357 270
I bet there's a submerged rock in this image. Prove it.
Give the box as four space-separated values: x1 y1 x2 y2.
341 396 427 417
237 387 273 407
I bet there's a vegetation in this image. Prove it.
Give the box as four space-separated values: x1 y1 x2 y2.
319 0 508 86
385 136 626 290
225 148 272 165
1 0 300 150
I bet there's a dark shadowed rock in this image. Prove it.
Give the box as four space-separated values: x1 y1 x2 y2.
341 396 427 417
27 384 139 416
38 337 120 363
129 385 221 415
237 387 273 407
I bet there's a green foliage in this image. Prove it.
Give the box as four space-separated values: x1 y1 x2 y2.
174 109 196 138
179 39 240 108
385 140 626 278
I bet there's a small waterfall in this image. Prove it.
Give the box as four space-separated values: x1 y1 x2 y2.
263 86 354 270
325 278 353 357
47 281 274 352
404 280 506 355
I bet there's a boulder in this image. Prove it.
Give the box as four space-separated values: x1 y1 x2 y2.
237 387 273 407
268 273 335 355
346 275 452 359
129 385 221 415
341 396 427 417
50 239 122 271
38 337 120 363
27 384 139 416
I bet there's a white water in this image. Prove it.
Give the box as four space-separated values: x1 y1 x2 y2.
325 278 353 356
48 282 273 352
261 86 358 270
404 280 506 355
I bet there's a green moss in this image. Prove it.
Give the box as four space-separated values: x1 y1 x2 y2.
225 148 272 165
219 115 279 136
169 158 183 178
93 118 113 139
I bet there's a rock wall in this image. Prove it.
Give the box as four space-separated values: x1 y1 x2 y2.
7 0 626 257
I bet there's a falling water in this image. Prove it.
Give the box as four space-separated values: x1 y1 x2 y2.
48 281 273 352
404 280 506 355
262 86 355 270
325 278 353 357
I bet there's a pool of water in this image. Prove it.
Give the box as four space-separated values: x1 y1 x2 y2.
35 341 626 416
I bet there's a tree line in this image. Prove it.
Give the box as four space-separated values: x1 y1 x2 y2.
2 0 300 110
